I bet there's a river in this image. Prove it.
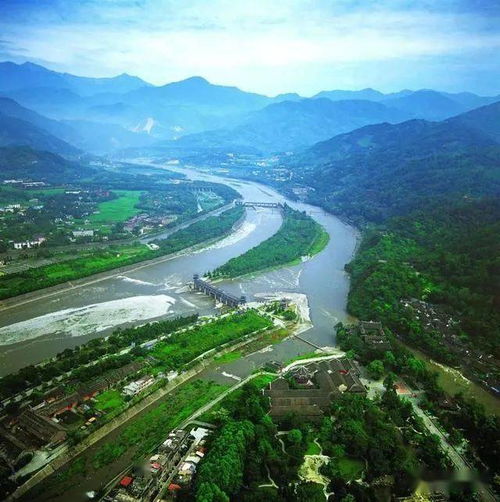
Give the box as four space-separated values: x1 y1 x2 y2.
0 163 358 379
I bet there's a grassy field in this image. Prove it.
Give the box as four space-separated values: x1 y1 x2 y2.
94 390 125 413
305 440 322 455
90 190 142 223
214 351 243 364
91 380 227 468
337 457 364 480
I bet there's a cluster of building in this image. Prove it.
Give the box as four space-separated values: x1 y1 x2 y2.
5 361 148 452
103 426 211 502
2 180 47 188
124 214 176 234
265 357 367 422
11 236 46 250
357 320 391 351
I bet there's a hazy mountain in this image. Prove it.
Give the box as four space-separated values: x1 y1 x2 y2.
0 112 80 156
314 88 386 102
61 119 155 153
313 87 499 121
0 97 154 154
445 101 500 143
168 98 411 153
291 111 500 224
380 90 466 121
0 61 150 96
0 96 77 142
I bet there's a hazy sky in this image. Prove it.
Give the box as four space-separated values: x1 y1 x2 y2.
1 0 499 96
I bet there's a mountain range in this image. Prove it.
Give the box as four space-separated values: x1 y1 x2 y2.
0 61 499 155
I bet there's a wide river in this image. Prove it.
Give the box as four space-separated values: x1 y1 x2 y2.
0 164 358 379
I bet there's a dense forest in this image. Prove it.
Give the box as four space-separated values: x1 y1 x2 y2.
210 205 328 278
346 198 500 360
189 378 451 501
0 205 244 299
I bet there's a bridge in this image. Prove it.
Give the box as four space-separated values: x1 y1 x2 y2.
192 274 246 307
236 201 284 209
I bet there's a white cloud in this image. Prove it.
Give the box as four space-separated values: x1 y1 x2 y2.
1 0 499 94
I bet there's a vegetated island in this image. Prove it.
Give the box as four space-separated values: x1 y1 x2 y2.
0 205 244 300
209 205 329 279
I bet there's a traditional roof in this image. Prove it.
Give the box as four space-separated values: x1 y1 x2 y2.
265 357 366 421
18 409 67 445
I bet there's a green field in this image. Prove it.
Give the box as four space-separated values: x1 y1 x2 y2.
94 389 125 412
214 351 243 364
0 206 244 300
90 190 142 223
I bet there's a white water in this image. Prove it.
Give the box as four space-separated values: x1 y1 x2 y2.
0 295 176 346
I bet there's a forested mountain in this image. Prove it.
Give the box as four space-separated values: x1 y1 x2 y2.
0 146 94 182
446 101 500 143
166 98 411 153
292 118 499 224
285 102 500 366
0 112 80 156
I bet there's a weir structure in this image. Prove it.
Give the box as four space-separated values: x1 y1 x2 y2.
192 274 246 307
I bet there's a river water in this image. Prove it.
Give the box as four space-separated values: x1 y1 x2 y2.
0 164 358 379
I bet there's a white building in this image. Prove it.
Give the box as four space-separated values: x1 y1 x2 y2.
122 376 155 396
13 236 46 249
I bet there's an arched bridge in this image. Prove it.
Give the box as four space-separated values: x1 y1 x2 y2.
192 274 246 307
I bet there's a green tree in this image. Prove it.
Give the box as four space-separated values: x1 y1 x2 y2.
367 359 384 380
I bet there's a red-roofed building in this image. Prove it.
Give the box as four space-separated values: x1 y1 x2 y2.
168 483 181 491
120 476 133 487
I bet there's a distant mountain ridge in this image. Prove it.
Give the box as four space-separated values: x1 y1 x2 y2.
1 60 498 153
0 62 150 96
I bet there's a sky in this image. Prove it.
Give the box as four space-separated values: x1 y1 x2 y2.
1 0 499 96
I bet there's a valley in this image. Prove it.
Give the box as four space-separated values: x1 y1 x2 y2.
0 49 498 502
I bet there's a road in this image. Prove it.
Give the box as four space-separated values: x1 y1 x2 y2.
407 398 497 502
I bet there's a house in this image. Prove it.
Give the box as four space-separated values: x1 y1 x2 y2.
38 392 79 417
265 358 366 422
17 409 67 446
72 229 94 238
122 376 155 396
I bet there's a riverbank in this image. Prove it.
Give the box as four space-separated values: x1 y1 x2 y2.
0 206 244 313
12 313 294 501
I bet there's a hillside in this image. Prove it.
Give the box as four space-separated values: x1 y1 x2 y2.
0 146 94 182
446 101 500 143
291 113 500 224
168 98 411 153
0 112 80 156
